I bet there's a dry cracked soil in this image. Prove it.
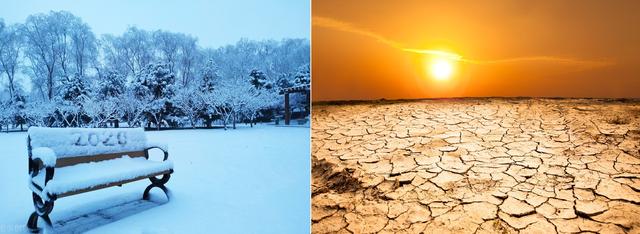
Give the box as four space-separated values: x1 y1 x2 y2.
311 98 640 234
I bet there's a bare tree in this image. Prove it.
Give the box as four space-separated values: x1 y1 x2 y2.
21 12 59 100
21 11 97 100
152 30 199 87
177 35 199 87
0 20 22 98
153 30 180 73
68 19 97 78
174 86 204 128
101 27 152 77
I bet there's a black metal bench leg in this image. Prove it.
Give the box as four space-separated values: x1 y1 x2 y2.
42 215 53 227
143 184 169 200
143 173 171 200
143 184 154 200
29 192 55 232
26 213 52 233
27 212 39 233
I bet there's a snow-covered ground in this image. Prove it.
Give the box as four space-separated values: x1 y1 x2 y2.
0 125 310 233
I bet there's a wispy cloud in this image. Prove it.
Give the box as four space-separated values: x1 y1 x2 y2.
313 16 406 50
313 16 613 68
401 49 463 60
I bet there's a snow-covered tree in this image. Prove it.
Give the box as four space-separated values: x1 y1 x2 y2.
12 90 29 129
0 21 22 98
173 86 204 128
177 36 199 87
0 11 311 130
292 63 311 115
82 70 126 127
68 19 98 78
120 90 145 127
152 30 180 73
101 26 153 77
60 74 89 103
1 92 28 130
276 73 294 90
248 69 268 89
83 96 120 127
0 99 10 132
24 100 55 127
133 63 177 130
56 74 89 126
210 83 242 130
97 70 126 98
196 59 221 127
21 11 97 100
241 87 279 127
21 12 60 100
199 59 220 93
293 63 310 86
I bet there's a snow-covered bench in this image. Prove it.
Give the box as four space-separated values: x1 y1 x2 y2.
26 127 173 231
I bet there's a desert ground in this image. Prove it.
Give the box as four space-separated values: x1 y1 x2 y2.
312 98 640 234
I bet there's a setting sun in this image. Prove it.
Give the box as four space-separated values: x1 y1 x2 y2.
429 58 454 80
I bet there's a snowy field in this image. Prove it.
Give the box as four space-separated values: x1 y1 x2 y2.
0 125 310 233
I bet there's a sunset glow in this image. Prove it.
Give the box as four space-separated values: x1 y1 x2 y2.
429 58 454 80
312 1 640 101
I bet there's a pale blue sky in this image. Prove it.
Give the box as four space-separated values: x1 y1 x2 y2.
0 0 310 48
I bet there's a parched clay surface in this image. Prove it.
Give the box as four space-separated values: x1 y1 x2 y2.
312 98 640 234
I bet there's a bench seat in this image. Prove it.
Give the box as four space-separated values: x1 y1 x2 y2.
31 156 173 199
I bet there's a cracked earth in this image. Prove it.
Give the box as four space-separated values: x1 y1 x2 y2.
311 98 640 234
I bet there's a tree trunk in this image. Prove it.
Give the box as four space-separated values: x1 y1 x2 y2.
156 113 161 131
47 68 54 100
6 73 14 99
284 93 291 125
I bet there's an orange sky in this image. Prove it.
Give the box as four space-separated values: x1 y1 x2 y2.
312 0 640 101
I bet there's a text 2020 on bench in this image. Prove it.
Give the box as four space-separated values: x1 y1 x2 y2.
26 127 174 232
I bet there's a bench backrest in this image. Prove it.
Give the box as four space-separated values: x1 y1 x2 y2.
28 127 148 167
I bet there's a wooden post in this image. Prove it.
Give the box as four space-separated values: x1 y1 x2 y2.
285 92 291 125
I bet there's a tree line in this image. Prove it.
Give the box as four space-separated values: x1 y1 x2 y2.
0 11 310 131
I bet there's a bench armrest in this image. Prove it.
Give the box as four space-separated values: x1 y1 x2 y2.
29 148 56 190
145 141 169 161
146 141 168 152
32 147 57 167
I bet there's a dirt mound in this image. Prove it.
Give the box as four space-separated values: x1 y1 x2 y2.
312 157 362 196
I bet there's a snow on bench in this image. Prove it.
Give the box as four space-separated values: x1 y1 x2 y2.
31 155 173 197
28 127 149 160
26 127 173 231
